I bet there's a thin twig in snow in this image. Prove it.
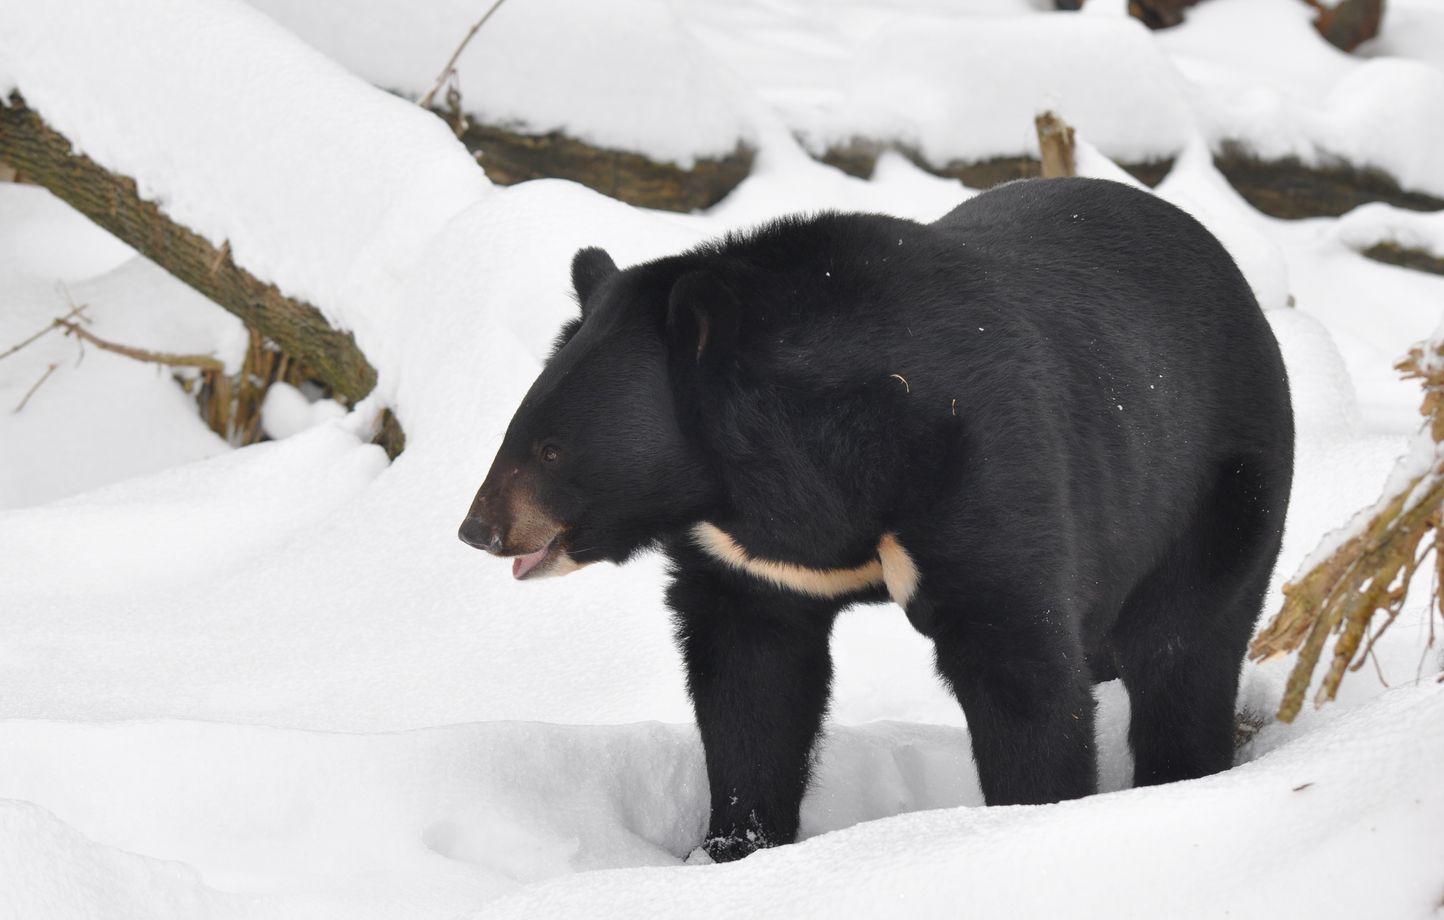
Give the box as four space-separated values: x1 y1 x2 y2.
54 319 225 371
0 299 89 363
13 362 57 413
418 0 511 110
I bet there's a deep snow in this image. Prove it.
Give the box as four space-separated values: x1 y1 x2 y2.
0 0 1442 917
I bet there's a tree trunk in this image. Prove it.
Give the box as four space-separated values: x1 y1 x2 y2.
0 93 403 456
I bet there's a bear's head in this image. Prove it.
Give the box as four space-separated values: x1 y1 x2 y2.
458 246 736 579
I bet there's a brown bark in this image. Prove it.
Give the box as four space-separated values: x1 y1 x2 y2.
1214 142 1442 218
54 318 225 371
1310 0 1386 52
458 120 753 212
0 93 403 456
1363 241 1444 276
1035 112 1077 179
1128 0 1200 29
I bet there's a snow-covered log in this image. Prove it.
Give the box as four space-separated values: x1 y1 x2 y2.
0 0 498 460
458 121 753 212
1335 204 1444 276
0 95 404 453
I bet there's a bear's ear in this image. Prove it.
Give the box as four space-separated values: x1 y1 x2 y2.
571 247 618 315
667 270 740 366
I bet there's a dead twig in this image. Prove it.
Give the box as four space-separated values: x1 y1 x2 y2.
418 0 510 110
0 298 89 363
54 318 224 371
12 361 58 412
444 73 469 137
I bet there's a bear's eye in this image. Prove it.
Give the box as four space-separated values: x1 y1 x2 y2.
540 445 561 465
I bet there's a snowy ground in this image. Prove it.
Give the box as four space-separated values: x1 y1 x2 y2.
0 0 1442 917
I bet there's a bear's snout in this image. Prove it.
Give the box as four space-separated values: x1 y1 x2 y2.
457 513 504 554
459 485 510 554
459 470 565 563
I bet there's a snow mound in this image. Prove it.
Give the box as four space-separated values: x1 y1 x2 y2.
1337 202 1444 260
808 15 1192 167
476 685 1444 920
243 0 753 166
0 424 386 594
1171 0 1444 197
0 185 242 509
0 800 241 920
0 0 490 360
261 382 347 441
0 718 986 917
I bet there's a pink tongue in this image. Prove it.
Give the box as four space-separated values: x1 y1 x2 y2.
512 546 550 579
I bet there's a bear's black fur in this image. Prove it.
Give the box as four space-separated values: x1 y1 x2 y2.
459 177 1294 862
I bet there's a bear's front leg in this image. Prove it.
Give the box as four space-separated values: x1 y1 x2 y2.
667 561 841 863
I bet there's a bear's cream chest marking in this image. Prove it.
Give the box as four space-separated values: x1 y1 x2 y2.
691 522 918 606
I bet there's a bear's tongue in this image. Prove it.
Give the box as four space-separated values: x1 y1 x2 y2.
512 545 550 579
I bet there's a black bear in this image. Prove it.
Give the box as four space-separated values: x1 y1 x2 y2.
459 177 1294 862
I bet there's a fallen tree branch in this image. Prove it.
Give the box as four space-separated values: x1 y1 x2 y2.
1251 339 1444 721
0 93 404 456
0 296 89 362
55 318 225 372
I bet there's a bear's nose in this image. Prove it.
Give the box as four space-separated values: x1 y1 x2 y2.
458 516 505 554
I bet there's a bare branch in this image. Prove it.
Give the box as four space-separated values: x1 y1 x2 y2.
0 299 88 363
419 0 511 110
12 362 58 413
54 318 225 372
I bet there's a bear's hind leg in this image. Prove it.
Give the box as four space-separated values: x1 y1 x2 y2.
1113 457 1287 787
930 608 1098 806
667 564 841 862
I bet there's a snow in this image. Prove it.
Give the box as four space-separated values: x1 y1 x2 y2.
1338 202 1444 260
0 186 241 507
777 13 1194 166
244 0 754 167
261 382 347 441
2 0 1444 917
243 0 1444 198
480 685 1444 920
1364 0 1444 75
0 0 490 375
